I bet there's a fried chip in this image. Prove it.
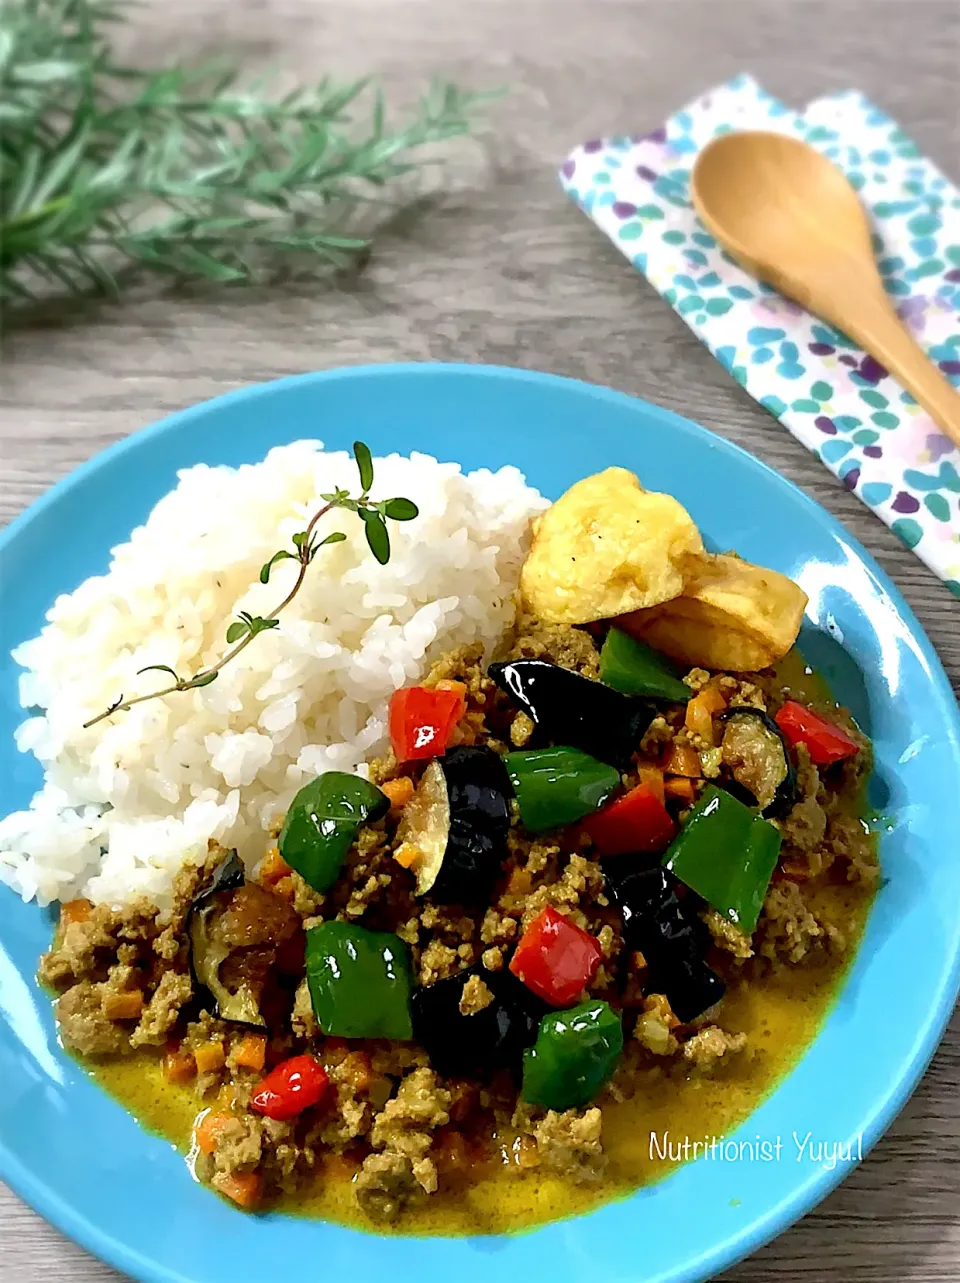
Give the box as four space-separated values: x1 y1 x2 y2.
519 468 703 625
618 553 808 671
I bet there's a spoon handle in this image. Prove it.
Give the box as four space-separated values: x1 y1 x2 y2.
836 279 960 451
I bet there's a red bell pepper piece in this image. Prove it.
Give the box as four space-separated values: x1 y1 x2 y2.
774 700 860 767
582 782 676 856
510 906 603 1007
250 1054 330 1121
389 686 466 762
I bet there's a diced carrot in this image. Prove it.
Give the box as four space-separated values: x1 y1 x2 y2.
506 866 533 898
212 1169 262 1210
194 1109 233 1156
164 1048 197 1084
60 898 92 926
701 684 728 715
684 693 719 744
664 776 696 805
636 764 665 806
259 846 291 886
662 741 702 778
102 990 144 1021
435 678 468 699
684 702 710 744
234 1034 267 1073
380 776 415 811
194 1040 226 1075
393 842 421 870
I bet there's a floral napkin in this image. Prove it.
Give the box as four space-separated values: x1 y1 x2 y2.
560 74 960 596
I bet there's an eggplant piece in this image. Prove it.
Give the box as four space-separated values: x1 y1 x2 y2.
658 954 726 1026
396 746 511 903
445 746 513 838
189 851 264 1027
606 865 704 953
718 707 797 818
488 659 654 770
188 851 301 1028
606 865 725 1024
411 963 547 1078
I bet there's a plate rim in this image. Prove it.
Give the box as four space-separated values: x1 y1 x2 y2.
1 360 959 1283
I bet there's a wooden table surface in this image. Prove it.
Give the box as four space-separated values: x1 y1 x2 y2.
2 1 959 1278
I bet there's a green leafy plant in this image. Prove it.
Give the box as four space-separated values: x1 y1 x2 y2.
0 0 489 305
82 441 418 728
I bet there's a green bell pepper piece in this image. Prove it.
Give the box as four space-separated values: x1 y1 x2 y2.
522 999 623 1111
599 628 691 703
279 772 388 893
662 785 781 935
504 746 620 833
306 921 414 1040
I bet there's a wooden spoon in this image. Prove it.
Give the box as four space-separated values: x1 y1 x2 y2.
691 130 960 450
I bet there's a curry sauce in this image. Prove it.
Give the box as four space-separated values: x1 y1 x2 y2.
88 886 870 1234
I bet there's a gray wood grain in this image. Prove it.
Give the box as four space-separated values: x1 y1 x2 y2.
1 0 959 1279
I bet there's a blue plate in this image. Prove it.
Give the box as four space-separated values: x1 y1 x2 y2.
1 364 959 1283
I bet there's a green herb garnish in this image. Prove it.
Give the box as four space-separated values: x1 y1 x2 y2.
0 0 490 307
83 441 417 728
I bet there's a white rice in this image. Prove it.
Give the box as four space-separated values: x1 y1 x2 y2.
0 441 546 910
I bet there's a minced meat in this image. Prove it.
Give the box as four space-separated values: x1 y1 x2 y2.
39 625 877 1226
755 880 844 963
459 975 494 1015
681 1025 747 1069
355 1151 419 1221
531 1108 606 1183
703 909 754 961
131 971 193 1048
56 981 127 1057
633 994 679 1057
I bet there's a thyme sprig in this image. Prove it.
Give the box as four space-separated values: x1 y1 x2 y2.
82 441 417 729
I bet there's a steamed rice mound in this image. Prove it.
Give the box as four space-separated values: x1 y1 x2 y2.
0 442 547 909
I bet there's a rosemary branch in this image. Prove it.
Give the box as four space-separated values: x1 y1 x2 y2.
0 0 492 306
82 441 417 729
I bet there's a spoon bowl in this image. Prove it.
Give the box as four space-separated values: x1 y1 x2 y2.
691 130 960 449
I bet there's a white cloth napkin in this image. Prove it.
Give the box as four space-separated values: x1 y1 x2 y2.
561 74 960 596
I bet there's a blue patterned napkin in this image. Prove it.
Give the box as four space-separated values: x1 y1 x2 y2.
560 75 960 596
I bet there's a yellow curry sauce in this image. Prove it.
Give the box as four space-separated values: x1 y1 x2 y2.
89 901 869 1234
82 653 876 1235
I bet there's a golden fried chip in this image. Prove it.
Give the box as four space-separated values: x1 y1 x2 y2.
519 468 703 625
618 552 808 671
